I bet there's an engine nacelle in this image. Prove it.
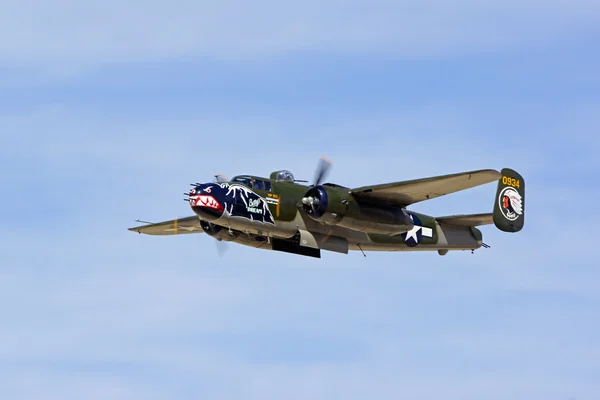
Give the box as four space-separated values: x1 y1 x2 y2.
200 220 239 241
302 185 345 224
301 185 414 235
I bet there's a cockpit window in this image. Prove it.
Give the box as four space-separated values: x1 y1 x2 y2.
231 176 272 191
231 176 252 187
232 176 271 191
251 179 264 190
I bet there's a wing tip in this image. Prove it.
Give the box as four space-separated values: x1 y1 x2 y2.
468 169 502 182
472 168 501 177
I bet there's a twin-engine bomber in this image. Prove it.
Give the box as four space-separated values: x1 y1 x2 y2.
128 157 525 258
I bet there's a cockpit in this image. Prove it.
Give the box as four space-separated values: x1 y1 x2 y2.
230 175 272 191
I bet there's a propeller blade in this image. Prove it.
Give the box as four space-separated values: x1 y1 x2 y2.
215 239 229 257
214 173 228 183
312 156 332 186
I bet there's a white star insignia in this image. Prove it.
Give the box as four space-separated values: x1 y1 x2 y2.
404 214 433 244
404 225 421 243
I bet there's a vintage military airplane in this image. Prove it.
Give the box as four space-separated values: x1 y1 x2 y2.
128 158 525 258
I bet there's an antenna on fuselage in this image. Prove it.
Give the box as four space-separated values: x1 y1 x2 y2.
357 243 367 257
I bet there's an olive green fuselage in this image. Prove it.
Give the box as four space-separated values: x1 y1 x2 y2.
202 175 483 254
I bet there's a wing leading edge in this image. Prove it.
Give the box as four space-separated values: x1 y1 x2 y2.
128 216 203 235
350 169 501 207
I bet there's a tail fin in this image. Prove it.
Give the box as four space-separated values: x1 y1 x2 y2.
493 168 525 232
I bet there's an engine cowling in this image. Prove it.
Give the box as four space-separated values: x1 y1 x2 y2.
301 185 414 235
301 185 345 224
200 220 239 241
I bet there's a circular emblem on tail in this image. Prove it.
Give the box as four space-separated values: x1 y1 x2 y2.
498 187 523 221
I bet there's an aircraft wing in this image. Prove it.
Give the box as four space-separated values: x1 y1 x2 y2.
128 216 203 235
350 169 501 207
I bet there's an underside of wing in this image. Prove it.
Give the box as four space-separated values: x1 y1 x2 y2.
128 216 203 235
350 169 501 207
436 213 493 227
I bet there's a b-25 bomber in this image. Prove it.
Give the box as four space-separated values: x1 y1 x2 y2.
129 157 525 258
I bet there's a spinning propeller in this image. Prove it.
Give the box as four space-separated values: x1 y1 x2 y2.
215 238 229 257
301 156 332 216
214 173 228 183
200 220 230 258
312 156 332 188
213 173 230 256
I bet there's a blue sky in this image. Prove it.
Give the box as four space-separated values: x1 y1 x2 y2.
1 1 600 399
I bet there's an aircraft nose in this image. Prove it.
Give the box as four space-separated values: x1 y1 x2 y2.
188 184 225 221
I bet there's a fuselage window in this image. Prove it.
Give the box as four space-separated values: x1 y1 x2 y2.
264 181 272 191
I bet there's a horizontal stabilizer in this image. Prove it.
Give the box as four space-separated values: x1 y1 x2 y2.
128 216 203 235
351 169 501 207
436 213 493 227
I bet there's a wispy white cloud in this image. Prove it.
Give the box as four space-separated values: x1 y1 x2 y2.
1 0 599 72
1 35 599 398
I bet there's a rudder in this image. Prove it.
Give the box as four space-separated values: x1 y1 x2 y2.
493 168 525 232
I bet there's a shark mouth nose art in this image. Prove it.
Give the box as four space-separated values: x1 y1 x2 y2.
190 195 224 212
